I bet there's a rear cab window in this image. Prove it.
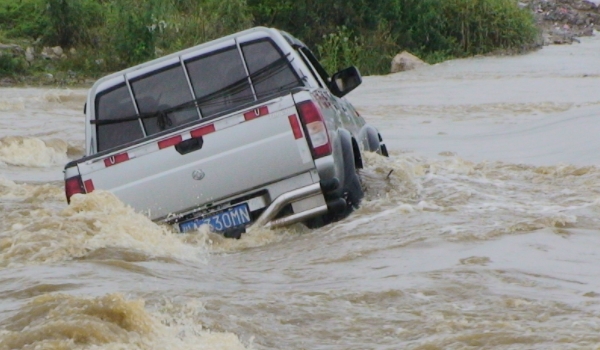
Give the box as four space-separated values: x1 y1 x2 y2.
95 83 142 152
92 34 304 153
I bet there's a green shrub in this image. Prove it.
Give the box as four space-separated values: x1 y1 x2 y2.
43 0 104 47
0 0 46 40
0 54 26 76
440 0 539 55
79 0 252 70
102 0 156 68
356 22 403 75
0 0 540 80
150 0 252 52
317 26 360 74
251 0 538 75
0 0 103 47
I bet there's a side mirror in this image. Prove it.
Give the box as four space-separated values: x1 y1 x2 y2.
329 66 362 98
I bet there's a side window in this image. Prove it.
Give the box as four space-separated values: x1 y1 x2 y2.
185 46 254 117
297 49 325 88
241 39 302 99
300 47 330 86
130 64 199 136
95 84 143 152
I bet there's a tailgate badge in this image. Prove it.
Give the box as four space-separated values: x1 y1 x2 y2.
192 170 206 180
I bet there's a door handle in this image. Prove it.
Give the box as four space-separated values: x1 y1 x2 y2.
175 137 204 155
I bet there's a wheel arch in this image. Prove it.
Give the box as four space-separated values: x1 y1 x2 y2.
358 124 381 152
358 124 389 157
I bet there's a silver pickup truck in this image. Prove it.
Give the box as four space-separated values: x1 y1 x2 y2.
64 27 388 238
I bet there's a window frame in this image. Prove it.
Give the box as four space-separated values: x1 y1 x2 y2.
239 37 304 100
128 61 200 136
93 35 307 153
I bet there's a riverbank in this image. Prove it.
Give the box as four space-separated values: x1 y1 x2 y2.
526 0 600 44
0 0 555 86
0 0 597 87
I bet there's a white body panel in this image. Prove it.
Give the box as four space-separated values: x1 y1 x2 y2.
77 97 314 220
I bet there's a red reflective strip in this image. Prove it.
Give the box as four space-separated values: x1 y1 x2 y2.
191 124 216 138
104 153 130 167
288 114 303 140
158 135 182 149
244 106 269 121
84 179 95 193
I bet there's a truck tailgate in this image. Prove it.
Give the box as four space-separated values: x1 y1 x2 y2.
76 95 314 220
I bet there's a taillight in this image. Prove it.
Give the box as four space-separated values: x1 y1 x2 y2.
65 176 84 203
297 100 332 158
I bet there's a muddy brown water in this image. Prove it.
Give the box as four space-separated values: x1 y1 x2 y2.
1 34 600 349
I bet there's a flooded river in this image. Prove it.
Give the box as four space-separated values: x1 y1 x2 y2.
1 34 600 349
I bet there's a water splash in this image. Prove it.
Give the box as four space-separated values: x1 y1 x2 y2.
41 89 86 104
181 223 305 254
0 98 25 111
0 136 69 167
0 293 252 350
0 190 208 267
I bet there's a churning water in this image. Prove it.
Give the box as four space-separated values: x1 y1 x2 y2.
1 34 600 349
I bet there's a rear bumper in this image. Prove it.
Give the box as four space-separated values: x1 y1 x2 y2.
172 176 343 235
251 177 343 230
253 182 326 229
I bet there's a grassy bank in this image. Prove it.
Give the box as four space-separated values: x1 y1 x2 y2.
0 0 539 84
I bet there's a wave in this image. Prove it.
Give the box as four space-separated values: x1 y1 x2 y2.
0 177 63 201
356 151 600 243
0 293 251 350
0 136 69 167
0 99 25 112
41 88 87 104
2 149 597 265
0 190 208 268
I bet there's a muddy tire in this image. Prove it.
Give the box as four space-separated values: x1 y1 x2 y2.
327 143 364 222
303 141 364 229
341 147 364 213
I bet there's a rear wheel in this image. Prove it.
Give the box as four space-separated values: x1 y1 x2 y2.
341 146 364 213
304 140 363 228
329 142 364 221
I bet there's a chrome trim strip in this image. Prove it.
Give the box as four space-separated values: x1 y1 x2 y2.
264 205 328 229
250 182 322 229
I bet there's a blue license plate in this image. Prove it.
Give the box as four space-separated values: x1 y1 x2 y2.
179 204 251 233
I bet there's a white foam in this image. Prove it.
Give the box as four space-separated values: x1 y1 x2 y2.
0 136 69 167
